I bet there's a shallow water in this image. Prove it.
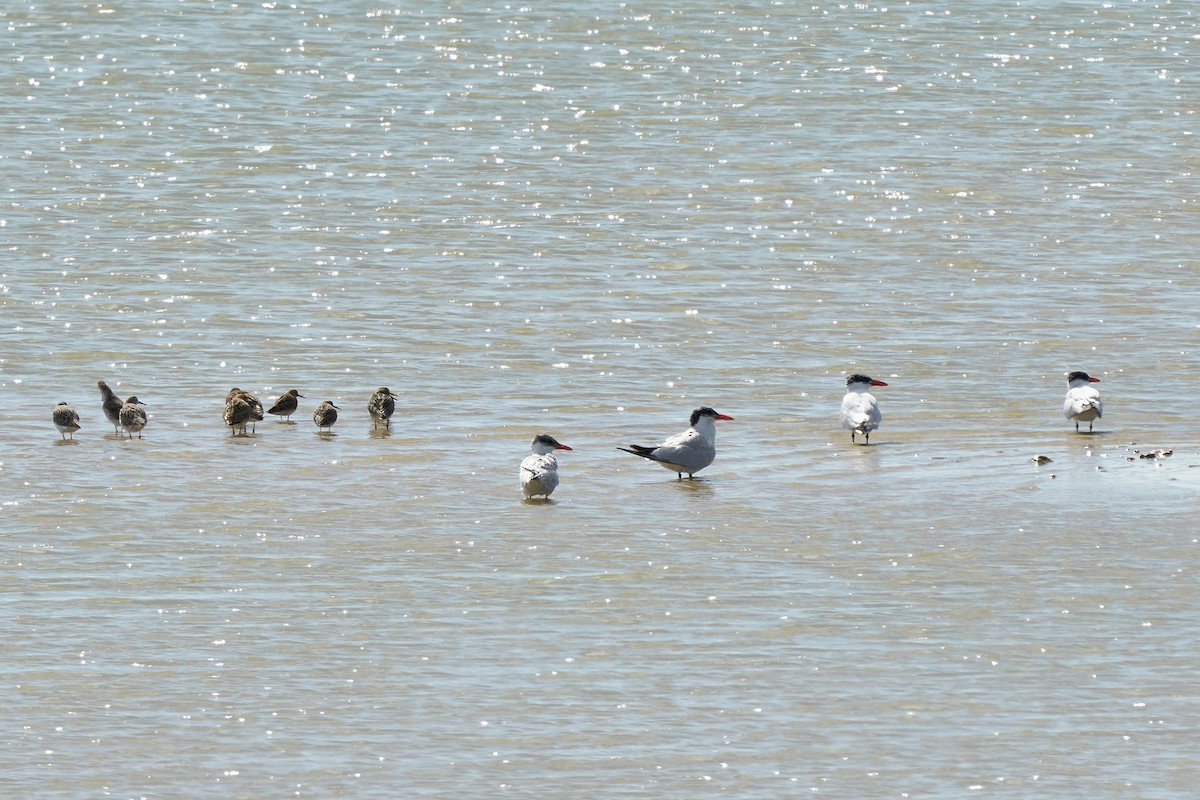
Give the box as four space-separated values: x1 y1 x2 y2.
2 1 1198 797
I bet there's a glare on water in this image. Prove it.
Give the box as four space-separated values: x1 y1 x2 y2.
2 2 1197 797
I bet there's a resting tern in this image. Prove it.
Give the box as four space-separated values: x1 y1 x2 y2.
618 406 734 479
521 434 572 499
840 374 887 444
1063 371 1102 432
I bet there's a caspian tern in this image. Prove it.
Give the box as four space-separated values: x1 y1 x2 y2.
840 374 887 444
521 434 572 499
367 387 398 429
53 401 81 440
267 389 304 421
313 400 339 432
98 380 124 435
1063 371 1102 432
618 406 734 479
119 396 148 439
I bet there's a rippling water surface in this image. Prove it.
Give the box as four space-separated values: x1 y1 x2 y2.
3 2 1198 797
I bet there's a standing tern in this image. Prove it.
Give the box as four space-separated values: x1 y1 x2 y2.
1063 371 1102 432
840 374 887 444
520 434 572 499
618 406 734 479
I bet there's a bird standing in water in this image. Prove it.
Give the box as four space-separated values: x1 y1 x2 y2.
98 381 124 435
618 406 734 479
313 401 339 432
840 374 887 444
521 434 573 499
53 401 81 440
367 387 397 429
1063 371 1102 432
223 391 257 435
224 388 264 433
267 389 304 421
119 396 148 439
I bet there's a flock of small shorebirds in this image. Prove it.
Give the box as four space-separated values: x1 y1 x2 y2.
49 372 1107 500
50 382 391 442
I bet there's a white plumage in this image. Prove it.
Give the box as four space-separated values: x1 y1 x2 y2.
1063 371 1102 432
521 434 572 498
840 374 887 444
618 407 734 479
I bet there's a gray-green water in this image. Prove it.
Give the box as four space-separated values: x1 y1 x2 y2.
3 2 1197 797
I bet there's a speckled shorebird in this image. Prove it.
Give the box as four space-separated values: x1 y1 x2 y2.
53 401 81 440
521 434 572 499
98 380 124 435
223 392 256 435
313 400 339 432
224 387 264 433
119 396 147 439
367 387 397 429
267 389 304 421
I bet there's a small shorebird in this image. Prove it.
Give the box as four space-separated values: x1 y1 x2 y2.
223 392 256 435
119 396 148 439
367 387 397 429
53 401 81 440
225 388 264 433
840 374 887 444
618 406 734 479
267 389 304 421
98 381 124 435
521 434 572 499
313 400 339 432
1064 371 1102 432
